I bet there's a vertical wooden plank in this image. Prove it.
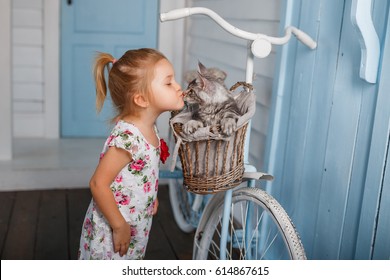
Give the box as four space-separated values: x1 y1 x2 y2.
296 0 345 257
67 188 91 260
1 191 40 259
372 144 390 259
0 192 16 256
338 84 377 259
264 0 302 192
312 0 368 259
355 8 390 259
275 0 320 219
35 190 68 259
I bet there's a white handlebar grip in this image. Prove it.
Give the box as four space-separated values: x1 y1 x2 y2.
293 29 317 49
160 8 191 22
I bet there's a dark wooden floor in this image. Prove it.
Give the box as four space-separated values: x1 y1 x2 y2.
0 185 194 260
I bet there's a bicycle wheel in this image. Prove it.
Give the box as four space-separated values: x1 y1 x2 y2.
193 187 306 259
168 178 197 233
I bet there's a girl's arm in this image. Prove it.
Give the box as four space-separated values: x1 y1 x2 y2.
89 146 132 257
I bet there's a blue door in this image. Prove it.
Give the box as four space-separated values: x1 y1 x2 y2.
61 0 159 137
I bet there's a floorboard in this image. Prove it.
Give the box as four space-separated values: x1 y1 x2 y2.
0 186 194 260
2 191 40 259
35 190 68 260
0 192 15 255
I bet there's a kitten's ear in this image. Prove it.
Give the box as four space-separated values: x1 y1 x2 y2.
197 61 207 75
198 74 216 92
207 68 227 81
197 61 216 91
184 70 198 83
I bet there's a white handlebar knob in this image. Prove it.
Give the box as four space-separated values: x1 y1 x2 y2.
160 8 191 22
293 29 317 49
251 38 272 58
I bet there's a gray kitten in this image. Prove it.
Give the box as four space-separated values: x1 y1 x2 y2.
183 62 241 136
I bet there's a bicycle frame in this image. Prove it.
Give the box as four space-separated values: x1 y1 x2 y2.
160 7 316 260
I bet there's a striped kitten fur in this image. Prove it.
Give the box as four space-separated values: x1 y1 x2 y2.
183 62 241 136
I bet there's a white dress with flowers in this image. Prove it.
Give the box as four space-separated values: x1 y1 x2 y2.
78 120 160 260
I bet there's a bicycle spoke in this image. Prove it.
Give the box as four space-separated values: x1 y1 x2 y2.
247 208 265 258
259 233 278 259
229 203 244 259
230 202 243 259
255 209 259 259
209 239 220 259
229 203 234 259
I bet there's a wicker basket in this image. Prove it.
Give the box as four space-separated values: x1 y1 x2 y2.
172 122 248 194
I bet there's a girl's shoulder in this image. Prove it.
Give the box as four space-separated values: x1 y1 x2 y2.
107 120 159 152
105 120 141 151
112 120 138 135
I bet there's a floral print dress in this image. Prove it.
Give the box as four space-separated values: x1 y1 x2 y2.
78 120 160 260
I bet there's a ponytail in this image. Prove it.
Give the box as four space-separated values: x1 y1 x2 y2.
93 52 115 112
92 48 167 121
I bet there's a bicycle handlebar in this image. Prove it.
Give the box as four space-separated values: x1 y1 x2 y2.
160 7 317 50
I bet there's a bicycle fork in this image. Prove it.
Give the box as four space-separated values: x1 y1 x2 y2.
219 178 257 260
220 188 233 260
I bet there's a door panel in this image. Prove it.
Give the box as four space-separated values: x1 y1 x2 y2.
61 0 158 137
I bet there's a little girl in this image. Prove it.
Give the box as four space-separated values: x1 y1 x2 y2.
78 48 184 260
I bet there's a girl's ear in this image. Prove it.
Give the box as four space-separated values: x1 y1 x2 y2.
133 93 149 108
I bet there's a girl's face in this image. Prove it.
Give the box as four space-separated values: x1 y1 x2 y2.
150 59 184 114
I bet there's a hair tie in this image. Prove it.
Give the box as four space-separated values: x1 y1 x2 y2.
112 59 117 64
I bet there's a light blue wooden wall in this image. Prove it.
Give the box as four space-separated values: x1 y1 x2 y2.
355 7 390 259
265 0 390 259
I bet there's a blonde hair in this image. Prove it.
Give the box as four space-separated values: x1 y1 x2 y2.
93 48 167 121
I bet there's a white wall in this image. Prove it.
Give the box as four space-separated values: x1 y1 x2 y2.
182 0 281 170
0 0 12 159
12 0 46 137
156 0 187 141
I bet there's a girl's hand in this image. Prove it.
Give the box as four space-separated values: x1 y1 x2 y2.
112 221 131 257
153 198 159 215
